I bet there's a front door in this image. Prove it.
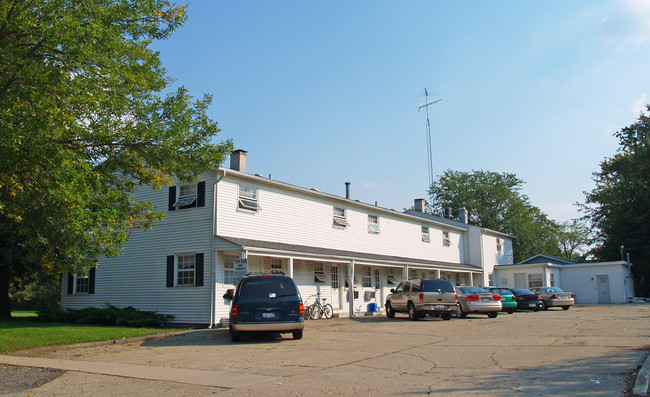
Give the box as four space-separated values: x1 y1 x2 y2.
597 275 611 304
331 265 340 309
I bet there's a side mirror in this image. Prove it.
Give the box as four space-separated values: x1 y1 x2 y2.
223 289 234 300
390 288 395 293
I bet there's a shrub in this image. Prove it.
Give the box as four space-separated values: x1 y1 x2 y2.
37 305 173 327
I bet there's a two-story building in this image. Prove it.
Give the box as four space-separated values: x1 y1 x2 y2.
61 150 514 325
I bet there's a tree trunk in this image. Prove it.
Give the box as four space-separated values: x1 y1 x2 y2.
0 274 12 320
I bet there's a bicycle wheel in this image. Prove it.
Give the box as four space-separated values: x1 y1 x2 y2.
323 303 333 319
308 304 320 320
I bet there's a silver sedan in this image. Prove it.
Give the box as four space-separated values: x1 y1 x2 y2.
529 287 575 310
455 286 502 318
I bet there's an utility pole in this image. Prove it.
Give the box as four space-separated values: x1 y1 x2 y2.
418 88 442 208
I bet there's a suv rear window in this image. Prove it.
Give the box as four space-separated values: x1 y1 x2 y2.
239 277 298 298
421 279 455 293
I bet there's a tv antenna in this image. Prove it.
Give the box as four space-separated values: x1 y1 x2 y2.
417 88 442 208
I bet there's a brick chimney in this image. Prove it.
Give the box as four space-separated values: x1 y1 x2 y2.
414 198 426 213
230 149 247 172
459 207 468 224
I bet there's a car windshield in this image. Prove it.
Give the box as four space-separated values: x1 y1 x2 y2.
421 279 455 293
238 277 298 299
459 286 488 294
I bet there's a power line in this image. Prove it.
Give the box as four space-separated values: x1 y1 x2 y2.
417 88 442 208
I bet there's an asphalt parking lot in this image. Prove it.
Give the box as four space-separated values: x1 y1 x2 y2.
1 304 649 396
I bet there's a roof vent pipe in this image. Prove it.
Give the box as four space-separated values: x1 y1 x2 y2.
345 182 351 199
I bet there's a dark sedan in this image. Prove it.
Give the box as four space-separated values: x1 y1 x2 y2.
510 288 543 311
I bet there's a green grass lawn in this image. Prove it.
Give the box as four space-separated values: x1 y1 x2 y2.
0 320 182 353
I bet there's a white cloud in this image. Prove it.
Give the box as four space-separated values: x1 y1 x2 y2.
632 93 648 114
601 0 650 46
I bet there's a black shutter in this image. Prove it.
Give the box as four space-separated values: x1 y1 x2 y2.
67 273 74 294
197 181 206 207
88 267 96 294
168 186 176 211
195 253 204 286
166 255 175 287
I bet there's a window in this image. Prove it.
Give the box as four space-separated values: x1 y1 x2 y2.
374 269 380 289
271 258 283 271
314 263 327 283
174 184 197 208
362 267 372 288
75 275 89 293
177 255 195 286
409 269 418 278
331 265 339 288
455 273 462 286
550 272 555 287
442 231 451 247
496 238 502 252
224 255 236 285
333 207 349 228
169 182 205 211
422 226 430 243
386 268 398 285
368 215 380 234
238 184 260 212
528 274 543 288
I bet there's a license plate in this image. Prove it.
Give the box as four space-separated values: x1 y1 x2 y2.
529 303 537 307
435 305 446 310
481 298 490 302
262 312 275 319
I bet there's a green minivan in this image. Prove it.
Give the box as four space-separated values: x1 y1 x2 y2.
484 287 517 314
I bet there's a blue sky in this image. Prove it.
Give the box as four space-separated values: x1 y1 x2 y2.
153 1 650 223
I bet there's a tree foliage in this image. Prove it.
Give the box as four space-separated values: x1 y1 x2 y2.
557 219 593 260
583 106 650 296
429 170 561 263
0 0 233 318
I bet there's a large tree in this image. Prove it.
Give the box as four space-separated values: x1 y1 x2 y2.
583 106 650 297
0 0 233 318
429 170 561 263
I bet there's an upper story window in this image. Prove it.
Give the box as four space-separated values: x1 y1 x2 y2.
333 207 349 228
442 231 451 247
421 226 430 243
169 181 205 211
368 215 380 234
496 238 502 252
238 184 260 212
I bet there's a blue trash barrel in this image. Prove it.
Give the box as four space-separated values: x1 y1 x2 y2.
367 302 378 312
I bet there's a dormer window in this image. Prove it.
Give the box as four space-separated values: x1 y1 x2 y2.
238 184 260 212
333 207 349 228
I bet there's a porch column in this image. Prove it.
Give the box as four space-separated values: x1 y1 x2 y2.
435 269 441 278
348 260 355 317
288 257 294 278
468 272 474 286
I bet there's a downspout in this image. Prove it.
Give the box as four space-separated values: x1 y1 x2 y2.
209 169 226 329
479 231 485 285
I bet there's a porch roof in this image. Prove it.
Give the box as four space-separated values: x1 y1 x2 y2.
217 235 483 272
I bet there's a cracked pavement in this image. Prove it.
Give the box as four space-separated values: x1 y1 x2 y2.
1 304 649 396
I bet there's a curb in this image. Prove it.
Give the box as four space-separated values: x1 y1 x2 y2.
634 350 650 396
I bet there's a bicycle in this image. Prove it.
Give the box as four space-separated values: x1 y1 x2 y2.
307 294 333 319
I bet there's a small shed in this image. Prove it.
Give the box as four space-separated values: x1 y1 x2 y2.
493 254 634 304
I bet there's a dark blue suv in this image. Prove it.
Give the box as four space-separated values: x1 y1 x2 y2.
228 273 305 342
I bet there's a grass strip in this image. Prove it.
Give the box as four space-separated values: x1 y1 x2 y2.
0 320 182 353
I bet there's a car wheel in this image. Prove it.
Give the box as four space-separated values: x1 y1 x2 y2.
230 332 241 342
292 329 303 340
385 302 395 318
441 312 452 321
540 300 548 310
456 304 467 318
487 312 498 319
407 303 419 321
533 307 539 312
506 309 514 314
562 306 570 310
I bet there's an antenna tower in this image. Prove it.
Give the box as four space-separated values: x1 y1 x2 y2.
417 88 442 208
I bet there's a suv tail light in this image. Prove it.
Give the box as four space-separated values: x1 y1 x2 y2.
466 295 479 301
298 302 305 316
231 304 239 318
419 293 424 301
493 294 501 301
